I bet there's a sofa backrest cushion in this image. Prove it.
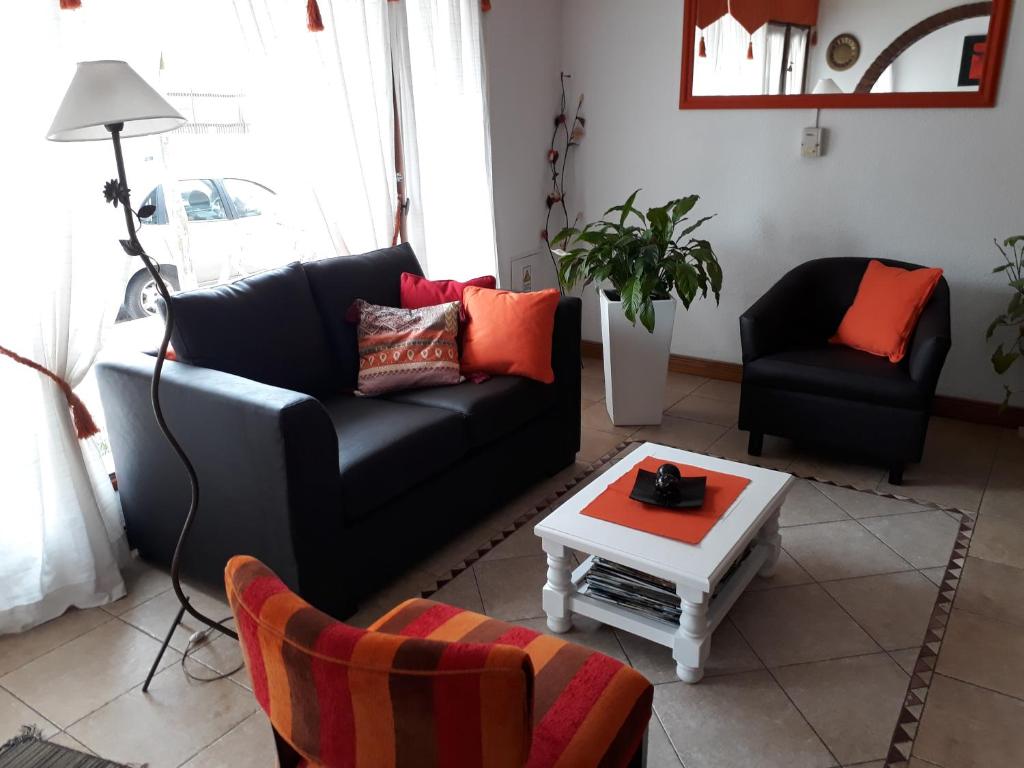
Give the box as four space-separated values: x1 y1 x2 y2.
303 243 425 389
163 262 335 396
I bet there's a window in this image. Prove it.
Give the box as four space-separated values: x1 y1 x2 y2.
222 178 276 219
30 0 491 478
179 179 228 222
694 16 810 96
765 24 810 95
139 186 168 225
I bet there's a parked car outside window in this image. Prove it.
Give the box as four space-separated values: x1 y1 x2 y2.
120 177 294 320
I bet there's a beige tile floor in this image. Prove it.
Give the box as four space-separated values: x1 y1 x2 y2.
0 366 1021 767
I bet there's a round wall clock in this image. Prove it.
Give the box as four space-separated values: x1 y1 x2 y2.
826 33 861 71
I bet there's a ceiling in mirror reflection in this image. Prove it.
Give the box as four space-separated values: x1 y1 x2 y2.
691 0 992 97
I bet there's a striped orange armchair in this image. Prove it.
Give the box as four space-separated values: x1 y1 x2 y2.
226 556 653 768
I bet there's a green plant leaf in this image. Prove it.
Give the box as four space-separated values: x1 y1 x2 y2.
563 190 722 323
620 276 640 324
647 206 670 240
986 315 1008 339
992 344 1020 375
670 195 698 223
674 263 698 308
549 226 579 247
1009 292 1024 318
638 300 656 333
677 215 715 239
606 189 641 227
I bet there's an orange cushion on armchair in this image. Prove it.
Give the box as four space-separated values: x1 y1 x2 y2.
460 286 560 383
830 259 943 363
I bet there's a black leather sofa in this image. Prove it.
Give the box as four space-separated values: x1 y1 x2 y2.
739 257 951 485
96 244 581 618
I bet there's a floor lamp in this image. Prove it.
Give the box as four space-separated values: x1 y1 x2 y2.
48 60 238 692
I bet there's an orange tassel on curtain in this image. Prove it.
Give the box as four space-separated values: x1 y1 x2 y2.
747 39 754 59
0 345 100 440
810 26 818 45
307 0 324 31
60 0 82 8
699 34 707 57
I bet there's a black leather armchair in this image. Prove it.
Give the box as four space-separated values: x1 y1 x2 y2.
739 257 951 484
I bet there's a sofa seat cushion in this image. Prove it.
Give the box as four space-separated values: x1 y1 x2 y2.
383 376 555 448
321 396 468 521
371 598 654 768
744 345 924 409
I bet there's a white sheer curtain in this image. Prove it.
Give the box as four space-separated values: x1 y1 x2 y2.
764 25 788 94
390 0 498 280
0 3 128 634
232 0 398 257
693 16 769 96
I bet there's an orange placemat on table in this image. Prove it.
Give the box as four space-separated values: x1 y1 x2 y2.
580 457 751 545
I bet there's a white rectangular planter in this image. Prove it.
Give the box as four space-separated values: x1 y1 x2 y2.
600 289 675 426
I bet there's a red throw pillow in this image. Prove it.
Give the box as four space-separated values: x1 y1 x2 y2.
400 272 497 310
460 287 560 384
830 260 943 363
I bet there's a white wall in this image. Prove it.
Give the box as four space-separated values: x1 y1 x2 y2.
483 0 563 289
552 0 1023 404
807 0 988 94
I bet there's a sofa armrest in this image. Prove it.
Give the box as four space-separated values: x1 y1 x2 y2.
907 281 952 395
95 350 349 615
551 296 583 458
739 268 812 363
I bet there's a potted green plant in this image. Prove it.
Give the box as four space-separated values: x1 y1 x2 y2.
986 235 1024 406
553 190 722 425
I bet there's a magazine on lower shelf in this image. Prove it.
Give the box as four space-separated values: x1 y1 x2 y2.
578 546 756 624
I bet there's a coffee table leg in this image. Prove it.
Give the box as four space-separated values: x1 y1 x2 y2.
756 508 782 577
674 587 710 683
541 539 573 633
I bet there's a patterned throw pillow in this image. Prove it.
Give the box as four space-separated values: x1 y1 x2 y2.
353 299 461 395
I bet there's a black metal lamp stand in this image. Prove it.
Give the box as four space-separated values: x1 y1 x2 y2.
102 123 237 692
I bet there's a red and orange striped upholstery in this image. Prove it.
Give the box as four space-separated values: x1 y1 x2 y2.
372 599 653 768
225 556 653 768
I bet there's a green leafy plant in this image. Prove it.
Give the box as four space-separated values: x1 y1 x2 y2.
986 235 1024 405
551 190 722 332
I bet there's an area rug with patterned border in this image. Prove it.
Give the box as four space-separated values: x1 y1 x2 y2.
419 441 975 768
0 726 139 768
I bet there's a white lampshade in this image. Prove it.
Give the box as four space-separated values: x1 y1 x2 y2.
48 60 185 142
812 78 843 95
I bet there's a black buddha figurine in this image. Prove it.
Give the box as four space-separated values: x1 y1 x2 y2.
654 463 682 499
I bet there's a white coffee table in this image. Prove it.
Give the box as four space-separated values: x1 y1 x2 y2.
534 442 793 683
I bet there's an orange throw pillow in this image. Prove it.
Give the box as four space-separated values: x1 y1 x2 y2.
461 286 560 383
830 260 943 363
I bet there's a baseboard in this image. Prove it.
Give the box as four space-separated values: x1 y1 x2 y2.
580 341 1024 429
930 395 1024 429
